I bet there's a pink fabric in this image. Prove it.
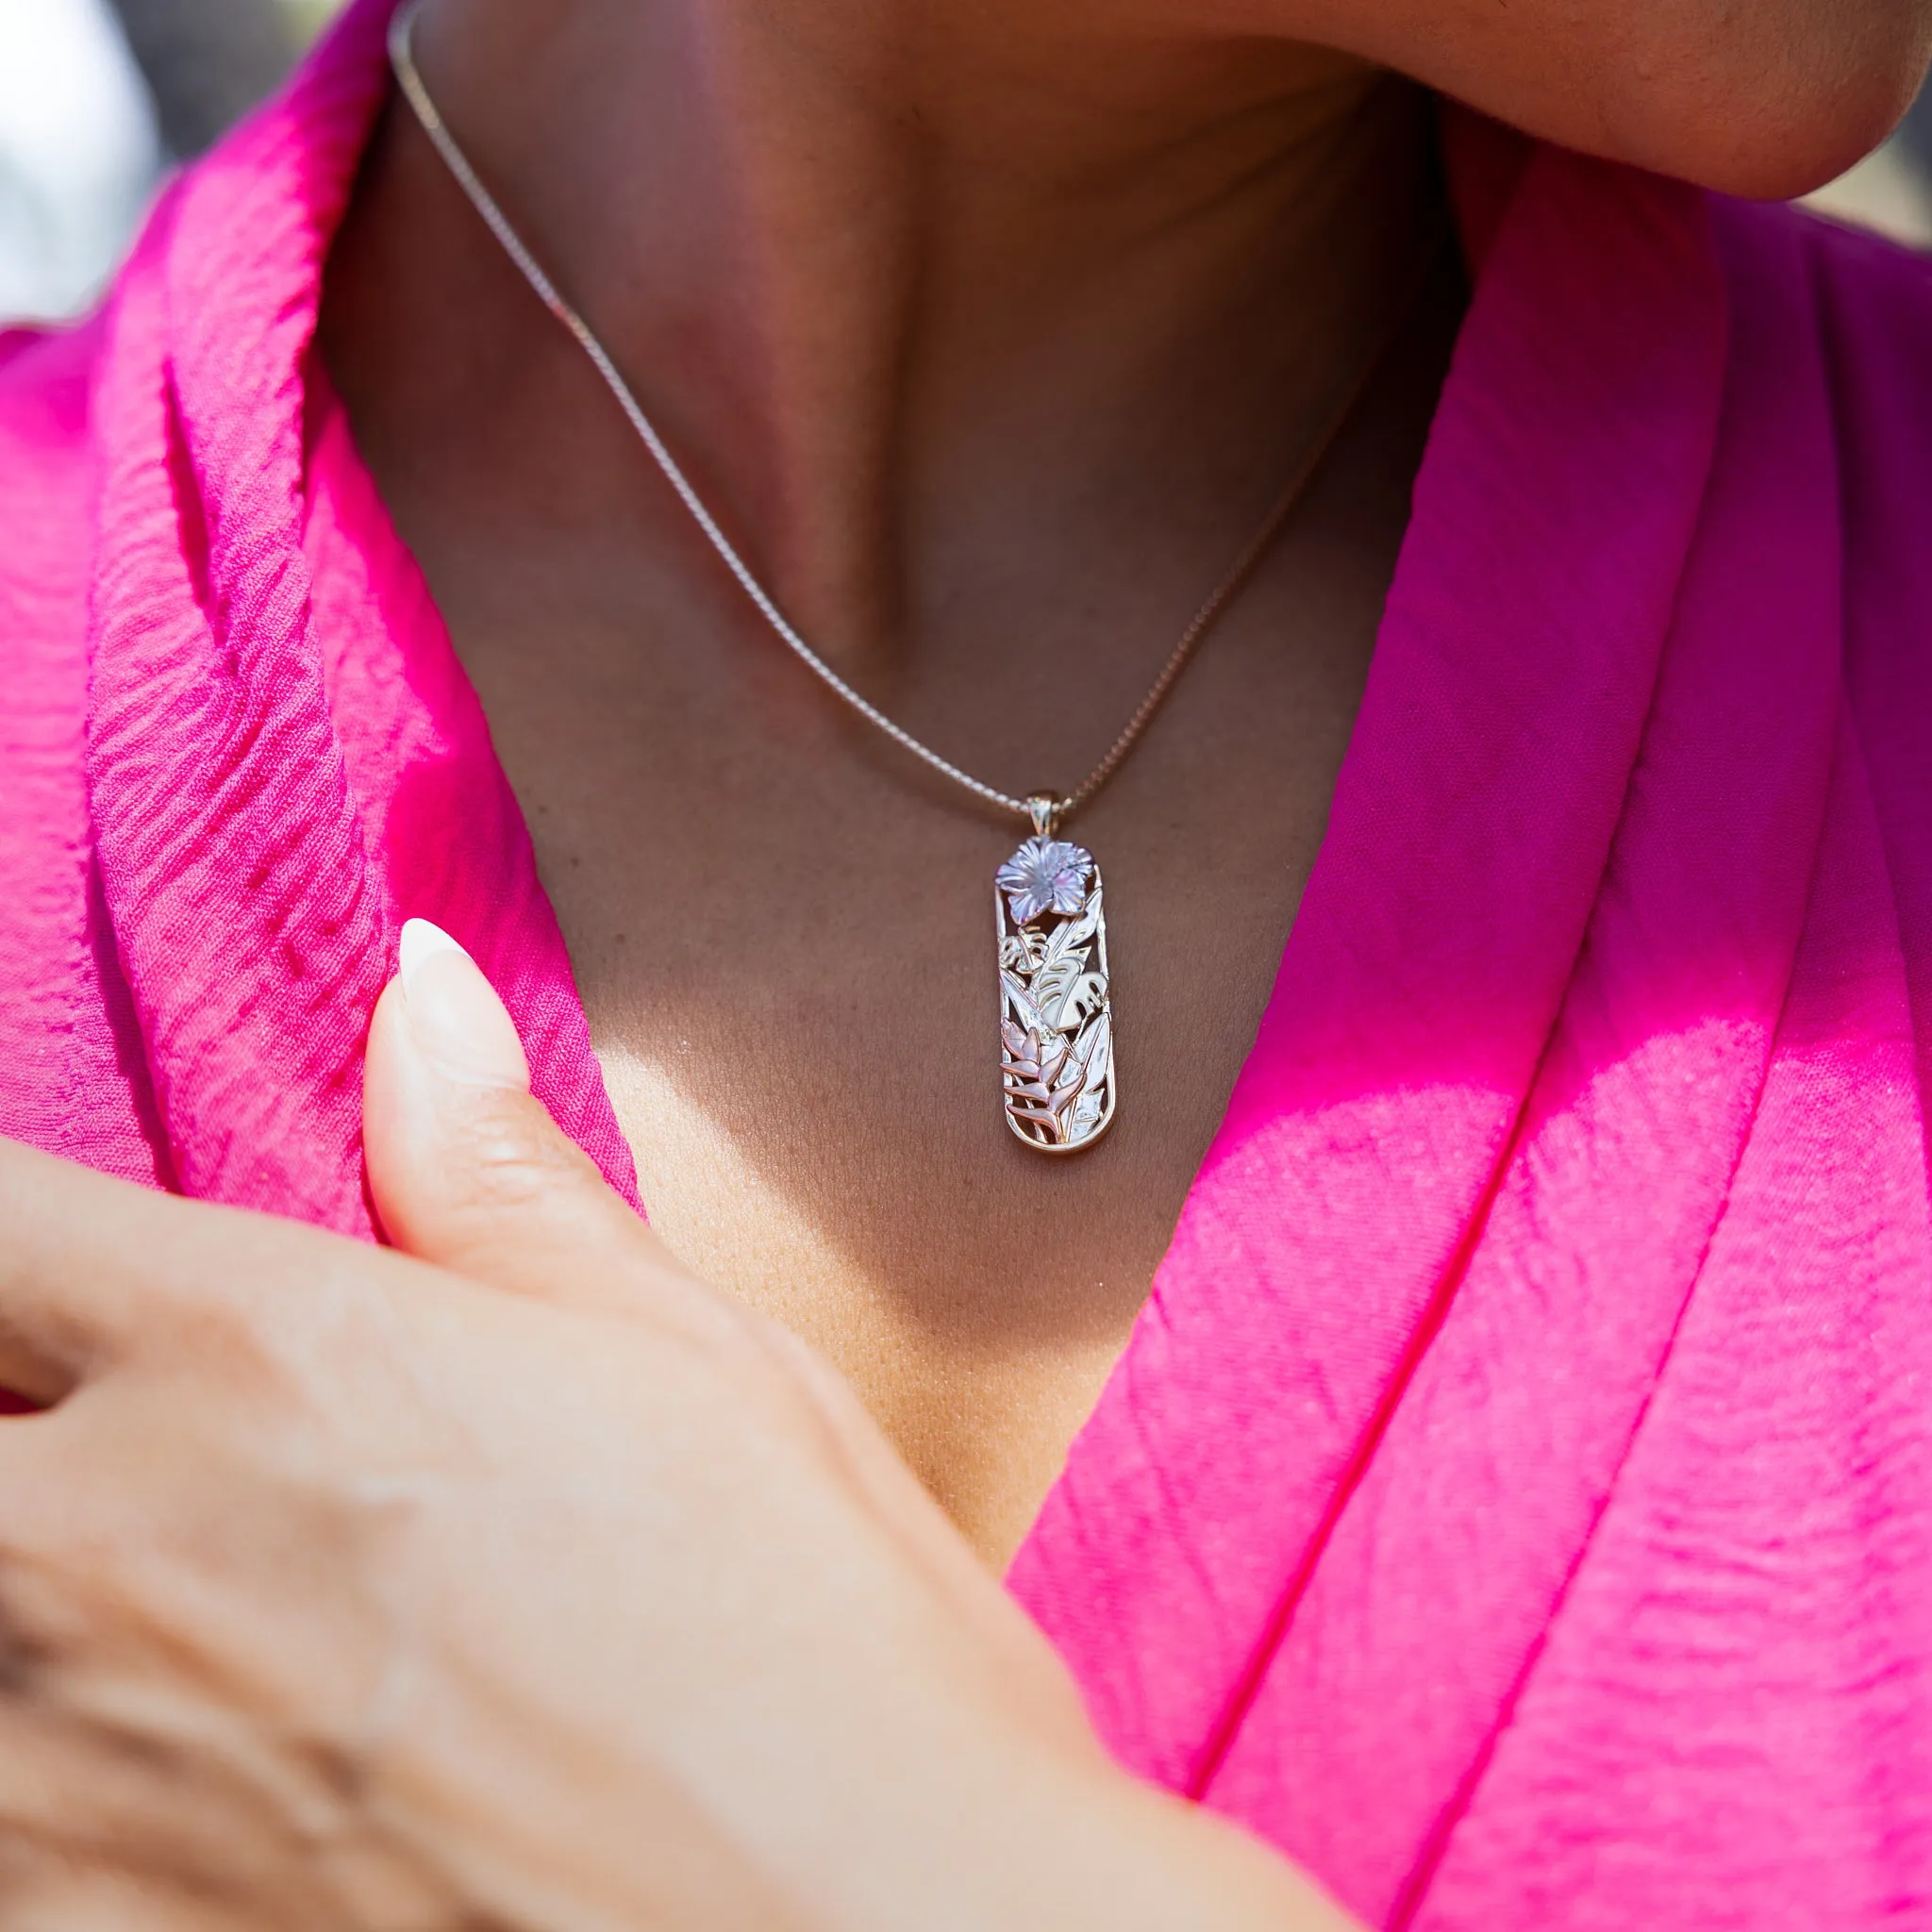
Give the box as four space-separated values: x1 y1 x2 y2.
77 0 635 1226
5 4 1932 1922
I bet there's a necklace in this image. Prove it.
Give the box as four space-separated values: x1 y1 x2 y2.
389 0 1429 1156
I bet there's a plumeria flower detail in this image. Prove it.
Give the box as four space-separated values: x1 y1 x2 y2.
997 837 1093 927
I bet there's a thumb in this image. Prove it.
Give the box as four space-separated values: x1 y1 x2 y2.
363 920 655 1307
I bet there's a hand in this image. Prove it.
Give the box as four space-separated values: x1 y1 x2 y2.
0 923 1353 1930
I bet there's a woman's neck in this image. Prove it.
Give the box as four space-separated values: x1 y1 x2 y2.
402 0 1441 671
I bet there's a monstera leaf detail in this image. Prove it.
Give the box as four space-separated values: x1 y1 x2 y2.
1000 971 1056 1042
1027 889 1104 1028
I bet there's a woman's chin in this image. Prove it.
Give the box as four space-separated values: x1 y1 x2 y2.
1573 37 1932 201
1256 0 1932 198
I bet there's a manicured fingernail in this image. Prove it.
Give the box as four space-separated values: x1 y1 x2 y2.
397 920 530 1091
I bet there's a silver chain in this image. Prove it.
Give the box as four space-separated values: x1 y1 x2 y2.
389 0 1430 832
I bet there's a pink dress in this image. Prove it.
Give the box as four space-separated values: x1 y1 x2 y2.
5 2 1932 1923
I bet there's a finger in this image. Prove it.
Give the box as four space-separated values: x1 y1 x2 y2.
362 922 674 1311
0 1713 301 1923
0 1854 258 1931
0 1141 415 1406
0 1141 152 1402
0 1145 240 1404
0 1709 440 1932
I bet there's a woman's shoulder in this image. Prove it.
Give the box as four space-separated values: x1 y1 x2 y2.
0 311 102 648
0 311 103 805
0 310 101 444
0 310 169 1183
1784 204 1932 538
1769 208 1932 931
0 316 107 1043
1786 202 1932 411
1790 195 1932 291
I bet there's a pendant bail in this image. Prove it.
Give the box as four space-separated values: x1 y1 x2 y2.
1025 791 1062 840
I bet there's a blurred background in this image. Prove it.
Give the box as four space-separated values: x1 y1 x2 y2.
2 0 1930 325
0 0 329 320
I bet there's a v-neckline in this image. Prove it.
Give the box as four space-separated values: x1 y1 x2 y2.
296 131 1725 1690
81 0 1730 1819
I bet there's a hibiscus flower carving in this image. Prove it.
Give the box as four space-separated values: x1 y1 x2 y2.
995 837 1093 927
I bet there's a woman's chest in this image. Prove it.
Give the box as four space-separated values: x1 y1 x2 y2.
436 548 1382 1562
525 653 1369 1562
315 323 1427 1562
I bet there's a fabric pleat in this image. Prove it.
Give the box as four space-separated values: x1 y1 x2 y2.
82 0 635 1221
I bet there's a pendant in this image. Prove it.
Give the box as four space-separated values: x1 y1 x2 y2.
995 796 1116 1155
